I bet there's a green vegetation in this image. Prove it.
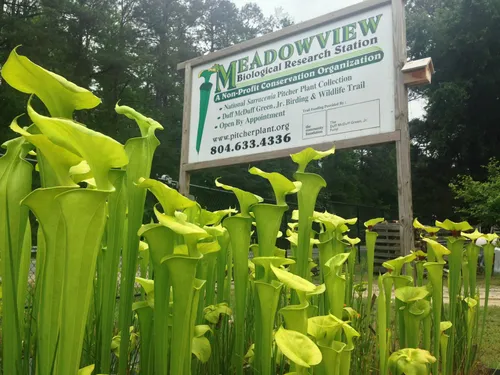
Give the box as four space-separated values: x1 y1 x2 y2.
0 48 498 375
1 0 500 224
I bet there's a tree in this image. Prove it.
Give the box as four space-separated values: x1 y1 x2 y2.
450 158 500 228
407 0 500 219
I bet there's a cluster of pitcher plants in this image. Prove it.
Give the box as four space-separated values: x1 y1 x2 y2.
0 48 496 375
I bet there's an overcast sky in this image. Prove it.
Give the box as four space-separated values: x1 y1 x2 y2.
231 0 426 119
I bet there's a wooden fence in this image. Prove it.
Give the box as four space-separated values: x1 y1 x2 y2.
373 222 403 273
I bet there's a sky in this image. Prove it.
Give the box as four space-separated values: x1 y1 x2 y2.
231 0 426 119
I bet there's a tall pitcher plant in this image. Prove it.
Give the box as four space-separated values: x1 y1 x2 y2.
1 47 130 375
1 47 497 375
290 147 334 281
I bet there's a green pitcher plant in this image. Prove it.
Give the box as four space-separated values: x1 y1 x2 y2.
0 47 497 375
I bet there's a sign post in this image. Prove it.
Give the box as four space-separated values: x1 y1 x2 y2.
178 0 432 255
392 0 414 256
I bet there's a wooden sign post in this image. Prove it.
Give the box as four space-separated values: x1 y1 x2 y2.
178 0 433 256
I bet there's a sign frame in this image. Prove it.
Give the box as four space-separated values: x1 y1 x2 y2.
177 0 414 256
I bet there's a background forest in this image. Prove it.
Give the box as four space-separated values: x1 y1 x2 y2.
1 0 499 225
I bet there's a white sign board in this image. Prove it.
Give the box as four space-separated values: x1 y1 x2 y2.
186 3 395 164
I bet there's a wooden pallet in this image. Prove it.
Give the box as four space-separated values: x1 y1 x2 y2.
373 223 402 273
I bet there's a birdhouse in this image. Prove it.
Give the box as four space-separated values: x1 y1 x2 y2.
402 57 435 87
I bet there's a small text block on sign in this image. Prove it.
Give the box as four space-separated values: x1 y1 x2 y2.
327 100 380 136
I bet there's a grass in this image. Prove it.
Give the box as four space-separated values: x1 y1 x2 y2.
478 306 500 371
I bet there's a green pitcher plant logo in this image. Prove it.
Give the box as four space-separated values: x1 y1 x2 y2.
196 64 218 153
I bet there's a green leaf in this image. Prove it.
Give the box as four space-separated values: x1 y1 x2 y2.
435 219 473 232
27 99 128 190
484 233 499 243
203 224 227 238
274 326 322 368
422 238 451 263
440 321 453 333
364 217 385 229
248 167 301 205
307 283 326 297
197 240 220 255
154 207 209 243
409 299 431 318
325 252 350 272
307 315 342 346
413 218 441 235
78 364 95 375
286 231 319 247
11 118 87 187
388 348 436 375
461 228 484 240
135 277 155 309
115 103 164 137
137 178 196 215
135 277 154 295
191 335 211 364
313 211 357 232
290 146 335 173
192 325 212 363
203 303 232 324
1 47 100 118
395 286 429 303
270 264 317 292
342 235 361 246
383 254 416 275
215 178 263 217
252 256 295 280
